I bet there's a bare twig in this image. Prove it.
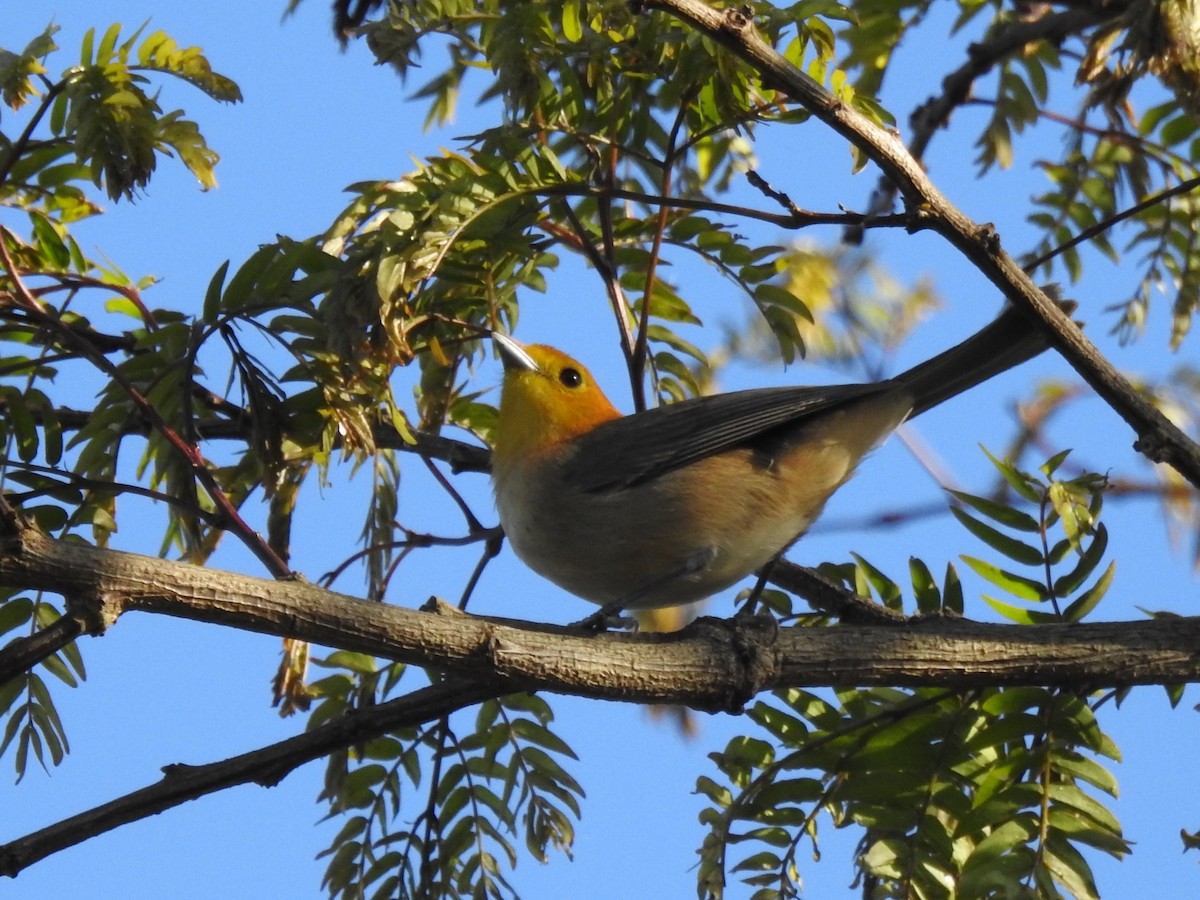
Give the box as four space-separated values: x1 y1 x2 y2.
0 402 492 473
0 83 68 187
558 201 642 405
538 182 908 231
633 90 696 405
1024 174 1200 271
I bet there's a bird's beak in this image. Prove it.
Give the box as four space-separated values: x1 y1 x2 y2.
491 331 540 374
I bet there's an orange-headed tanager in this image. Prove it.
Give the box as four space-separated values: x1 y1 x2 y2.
490 303 1061 614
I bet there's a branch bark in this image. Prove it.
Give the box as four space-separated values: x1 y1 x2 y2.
4 527 1200 714
635 0 1200 488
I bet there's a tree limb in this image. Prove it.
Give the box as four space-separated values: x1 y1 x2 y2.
3 527 1200 713
635 0 1200 487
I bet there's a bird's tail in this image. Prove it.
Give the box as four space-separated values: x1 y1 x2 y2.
895 290 1074 419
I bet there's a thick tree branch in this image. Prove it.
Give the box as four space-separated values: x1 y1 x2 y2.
636 0 1200 487
0 676 512 877
4 527 1200 713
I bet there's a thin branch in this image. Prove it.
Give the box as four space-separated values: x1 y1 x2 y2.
766 560 906 625
422 455 485 533
457 530 503 611
0 401 492 473
966 96 1193 172
559 199 642 400
319 526 500 590
3 460 224 523
745 169 807 219
538 182 909 231
633 89 696 404
0 83 68 186
0 613 84 685
0 676 512 877
1024 174 1200 271
857 5 1110 229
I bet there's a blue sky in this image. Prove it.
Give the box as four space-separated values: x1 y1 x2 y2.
4 2 1200 898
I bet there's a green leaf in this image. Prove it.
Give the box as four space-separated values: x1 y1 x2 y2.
0 26 58 110
40 652 79 688
315 651 378 675
849 553 902 610
731 850 782 873
695 775 733 807
202 259 230 321
942 562 964 615
510 717 577 759
960 817 1037 892
0 597 34 637
95 23 122 66
1052 753 1119 796
561 1 583 42
961 556 1048 602
134 30 242 102
1043 831 1102 899
982 446 1042 503
947 489 1040 532
951 507 1044 566
909 556 940 614
1040 448 1072 479
983 594 1057 624
1048 784 1123 840
1061 561 1115 622
157 112 220 190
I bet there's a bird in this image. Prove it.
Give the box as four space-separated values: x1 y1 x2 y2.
489 302 1064 620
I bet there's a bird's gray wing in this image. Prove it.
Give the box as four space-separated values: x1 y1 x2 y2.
558 383 891 492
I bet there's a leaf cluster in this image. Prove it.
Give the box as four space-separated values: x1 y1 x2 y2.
0 592 84 779
700 683 1125 900
0 23 243 782
312 659 582 900
695 450 1125 897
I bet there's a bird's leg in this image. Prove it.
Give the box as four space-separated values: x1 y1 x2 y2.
570 606 639 632
735 557 779 620
570 546 719 631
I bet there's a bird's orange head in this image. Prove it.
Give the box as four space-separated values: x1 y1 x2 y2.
491 333 620 465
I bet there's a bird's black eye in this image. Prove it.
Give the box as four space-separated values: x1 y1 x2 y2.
559 367 583 388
